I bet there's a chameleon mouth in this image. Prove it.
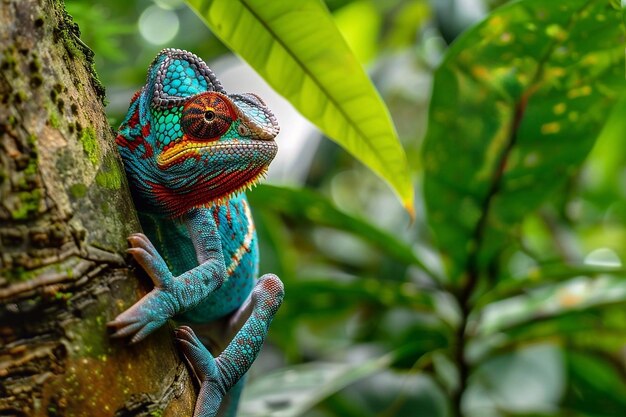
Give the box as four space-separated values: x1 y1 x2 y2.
157 139 277 169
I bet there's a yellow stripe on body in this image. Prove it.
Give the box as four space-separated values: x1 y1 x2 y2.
226 198 255 276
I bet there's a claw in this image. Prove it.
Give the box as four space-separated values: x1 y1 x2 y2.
130 321 162 344
176 326 218 384
175 326 205 357
109 321 144 338
108 287 175 343
175 325 195 340
128 233 160 258
125 235 173 288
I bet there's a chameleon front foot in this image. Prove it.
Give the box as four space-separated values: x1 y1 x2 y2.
108 232 224 344
175 274 285 417
125 233 174 286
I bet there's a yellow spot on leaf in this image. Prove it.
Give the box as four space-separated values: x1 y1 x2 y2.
529 268 541 281
553 103 566 115
582 54 598 66
546 24 567 41
546 67 565 78
541 122 560 134
567 85 592 99
569 111 579 121
488 15 504 31
525 22 537 32
471 65 489 80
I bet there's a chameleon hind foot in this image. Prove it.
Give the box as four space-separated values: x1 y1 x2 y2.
175 274 284 417
108 232 225 343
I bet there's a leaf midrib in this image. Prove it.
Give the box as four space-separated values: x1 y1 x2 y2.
238 0 393 170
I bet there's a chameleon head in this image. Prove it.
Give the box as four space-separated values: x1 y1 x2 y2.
117 49 279 217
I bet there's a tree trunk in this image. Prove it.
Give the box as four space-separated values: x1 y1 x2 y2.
0 1 195 415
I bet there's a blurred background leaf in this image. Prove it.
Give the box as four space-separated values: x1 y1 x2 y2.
240 354 394 417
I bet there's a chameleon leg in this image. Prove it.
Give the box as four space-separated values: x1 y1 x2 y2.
109 208 226 343
216 378 245 417
175 274 284 417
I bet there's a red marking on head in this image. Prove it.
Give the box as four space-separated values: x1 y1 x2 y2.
116 134 141 151
117 129 153 159
129 123 153 158
141 122 151 138
142 141 154 159
162 142 174 153
127 107 140 129
130 89 142 104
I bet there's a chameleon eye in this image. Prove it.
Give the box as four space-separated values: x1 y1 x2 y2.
181 93 235 140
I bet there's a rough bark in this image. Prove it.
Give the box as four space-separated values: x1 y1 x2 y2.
0 1 195 415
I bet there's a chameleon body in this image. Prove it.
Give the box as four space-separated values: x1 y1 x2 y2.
108 49 284 417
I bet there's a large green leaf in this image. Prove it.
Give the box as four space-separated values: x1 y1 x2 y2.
422 0 624 281
185 0 414 214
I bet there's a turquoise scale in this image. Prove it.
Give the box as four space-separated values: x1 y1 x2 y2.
152 107 183 148
164 59 208 97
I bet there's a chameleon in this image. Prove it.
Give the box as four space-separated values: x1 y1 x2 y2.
108 48 284 417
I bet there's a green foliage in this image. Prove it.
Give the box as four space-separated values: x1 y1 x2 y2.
185 0 415 213
243 1 626 416
423 0 624 281
249 185 428 269
564 351 626 414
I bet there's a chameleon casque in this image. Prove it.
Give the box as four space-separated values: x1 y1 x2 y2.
108 48 284 417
